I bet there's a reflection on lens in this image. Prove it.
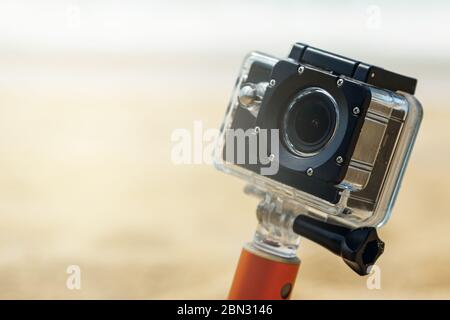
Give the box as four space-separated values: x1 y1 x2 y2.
282 88 338 157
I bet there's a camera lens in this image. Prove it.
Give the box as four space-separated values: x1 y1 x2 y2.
282 88 338 157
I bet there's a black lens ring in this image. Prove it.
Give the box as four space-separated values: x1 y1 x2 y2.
285 93 336 151
282 87 339 157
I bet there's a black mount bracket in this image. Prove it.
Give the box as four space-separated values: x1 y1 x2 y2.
292 215 385 276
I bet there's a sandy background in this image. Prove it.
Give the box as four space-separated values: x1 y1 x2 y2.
0 0 450 299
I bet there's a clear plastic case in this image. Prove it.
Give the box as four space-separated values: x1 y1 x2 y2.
214 52 423 229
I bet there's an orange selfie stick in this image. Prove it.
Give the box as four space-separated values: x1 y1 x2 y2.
228 243 300 300
226 192 302 300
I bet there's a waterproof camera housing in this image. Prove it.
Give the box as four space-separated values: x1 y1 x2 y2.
214 43 422 229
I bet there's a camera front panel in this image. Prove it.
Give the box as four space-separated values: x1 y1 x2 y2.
223 57 371 204
255 59 371 203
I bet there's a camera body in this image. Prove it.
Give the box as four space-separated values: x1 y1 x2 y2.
215 43 422 229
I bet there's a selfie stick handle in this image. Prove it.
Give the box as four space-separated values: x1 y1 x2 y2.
228 243 300 300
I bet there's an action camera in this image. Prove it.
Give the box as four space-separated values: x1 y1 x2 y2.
215 43 422 230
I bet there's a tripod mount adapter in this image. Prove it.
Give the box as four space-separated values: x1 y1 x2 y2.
248 185 384 276
228 186 385 299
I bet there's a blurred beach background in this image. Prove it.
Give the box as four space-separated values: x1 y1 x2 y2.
0 0 450 299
